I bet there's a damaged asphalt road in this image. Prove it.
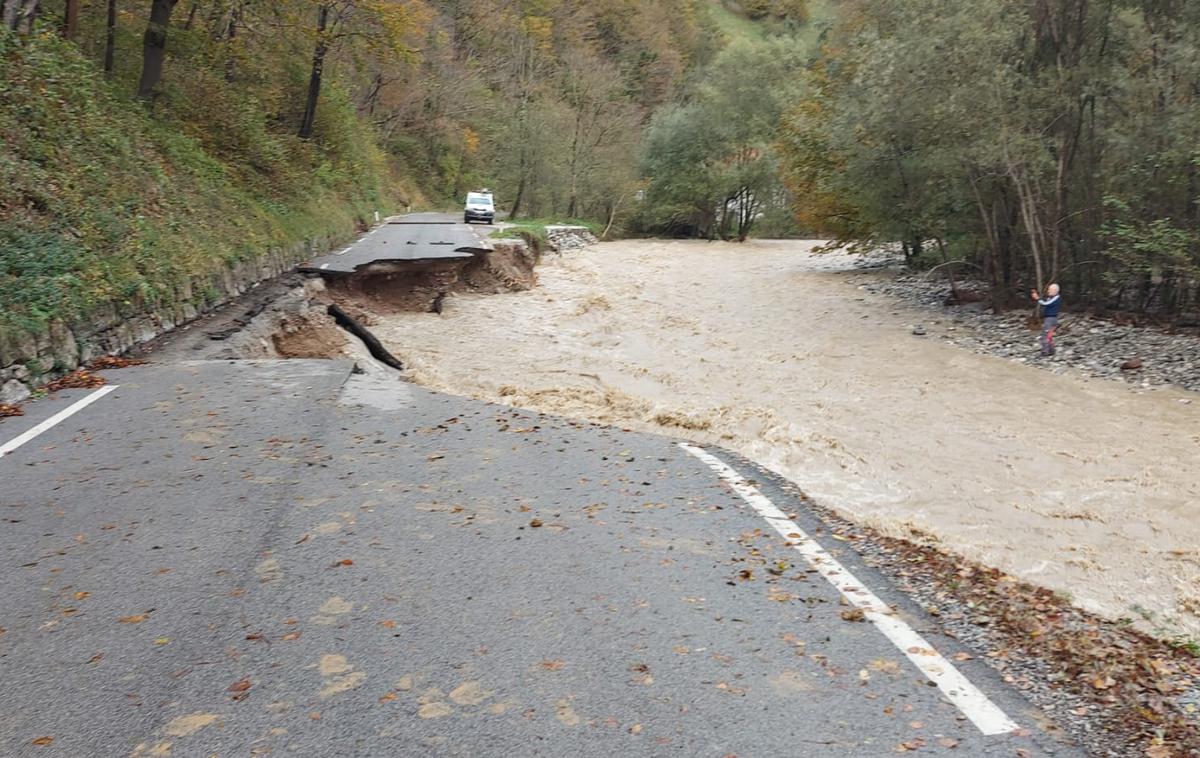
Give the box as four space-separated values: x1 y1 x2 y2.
0 360 1079 756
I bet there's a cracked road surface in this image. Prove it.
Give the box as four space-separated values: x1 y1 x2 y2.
299 213 491 275
0 360 1078 756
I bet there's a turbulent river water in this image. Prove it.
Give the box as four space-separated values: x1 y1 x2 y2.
376 238 1200 638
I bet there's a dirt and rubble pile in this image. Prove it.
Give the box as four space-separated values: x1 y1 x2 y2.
461 241 538 293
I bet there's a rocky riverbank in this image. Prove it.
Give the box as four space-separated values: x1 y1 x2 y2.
851 262 1200 394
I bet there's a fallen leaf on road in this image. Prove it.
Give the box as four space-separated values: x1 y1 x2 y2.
379 692 397 703
281 632 301 641
74 591 90 600
228 678 252 697
87 356 146 370
0 404 23 418
937 737 959 748
154 637 170 646
332 559 354 567
840 609 866 622
629 724 643 734
555 699 581 726
379 620 396 629
539 660 565 671
868 659 900 674
46 370 106 391
418 702 453 719
31 736 53 746
119 614 149 624
1091 674 1117 690
529 519 543 528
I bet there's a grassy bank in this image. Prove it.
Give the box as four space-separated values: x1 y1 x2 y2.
0 31 408 338
491 218 604 246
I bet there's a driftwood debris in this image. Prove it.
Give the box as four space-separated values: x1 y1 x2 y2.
326 303 404 371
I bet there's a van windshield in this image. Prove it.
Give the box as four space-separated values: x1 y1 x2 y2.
467 193 492 206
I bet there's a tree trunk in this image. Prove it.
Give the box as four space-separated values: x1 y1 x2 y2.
298 4 330 140
61 0 78 39
103 0 117 75
509 168 526 220
223 2 239 82
3 0 39 32
136 0 179 101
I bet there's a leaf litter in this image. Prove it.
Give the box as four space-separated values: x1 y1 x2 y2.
752 468 1200 756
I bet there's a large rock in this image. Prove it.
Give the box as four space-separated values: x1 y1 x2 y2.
47 319 79 372
1 379 31 405
0 326 38 368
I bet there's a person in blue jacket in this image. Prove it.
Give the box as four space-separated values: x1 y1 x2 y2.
1031 283 1062 356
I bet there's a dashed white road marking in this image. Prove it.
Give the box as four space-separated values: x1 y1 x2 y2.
679 442 1020 737
0 386 119 459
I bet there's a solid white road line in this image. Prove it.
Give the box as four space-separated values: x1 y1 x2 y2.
0 386 119 460
679 442 1020 737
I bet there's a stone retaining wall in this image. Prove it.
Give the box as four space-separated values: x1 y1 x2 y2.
0 231 350 404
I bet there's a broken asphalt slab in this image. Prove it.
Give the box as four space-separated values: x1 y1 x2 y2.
300 214 492 275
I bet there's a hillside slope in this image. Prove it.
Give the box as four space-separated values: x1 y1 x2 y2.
0 31 409 397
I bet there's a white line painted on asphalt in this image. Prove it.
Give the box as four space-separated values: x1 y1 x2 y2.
0 386 119 460
679 442 1020 736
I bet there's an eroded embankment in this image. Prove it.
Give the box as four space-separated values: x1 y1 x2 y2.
365 239 1200 644
322 240 540 318
143 239 543 368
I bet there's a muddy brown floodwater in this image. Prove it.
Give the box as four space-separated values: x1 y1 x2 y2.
375 239 1200 639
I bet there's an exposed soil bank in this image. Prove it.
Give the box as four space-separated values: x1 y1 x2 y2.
371 239 1200 641
324 241 539 315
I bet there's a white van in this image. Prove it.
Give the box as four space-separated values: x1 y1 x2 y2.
464 191 495 225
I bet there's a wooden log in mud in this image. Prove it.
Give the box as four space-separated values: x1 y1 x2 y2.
326 303 404 371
